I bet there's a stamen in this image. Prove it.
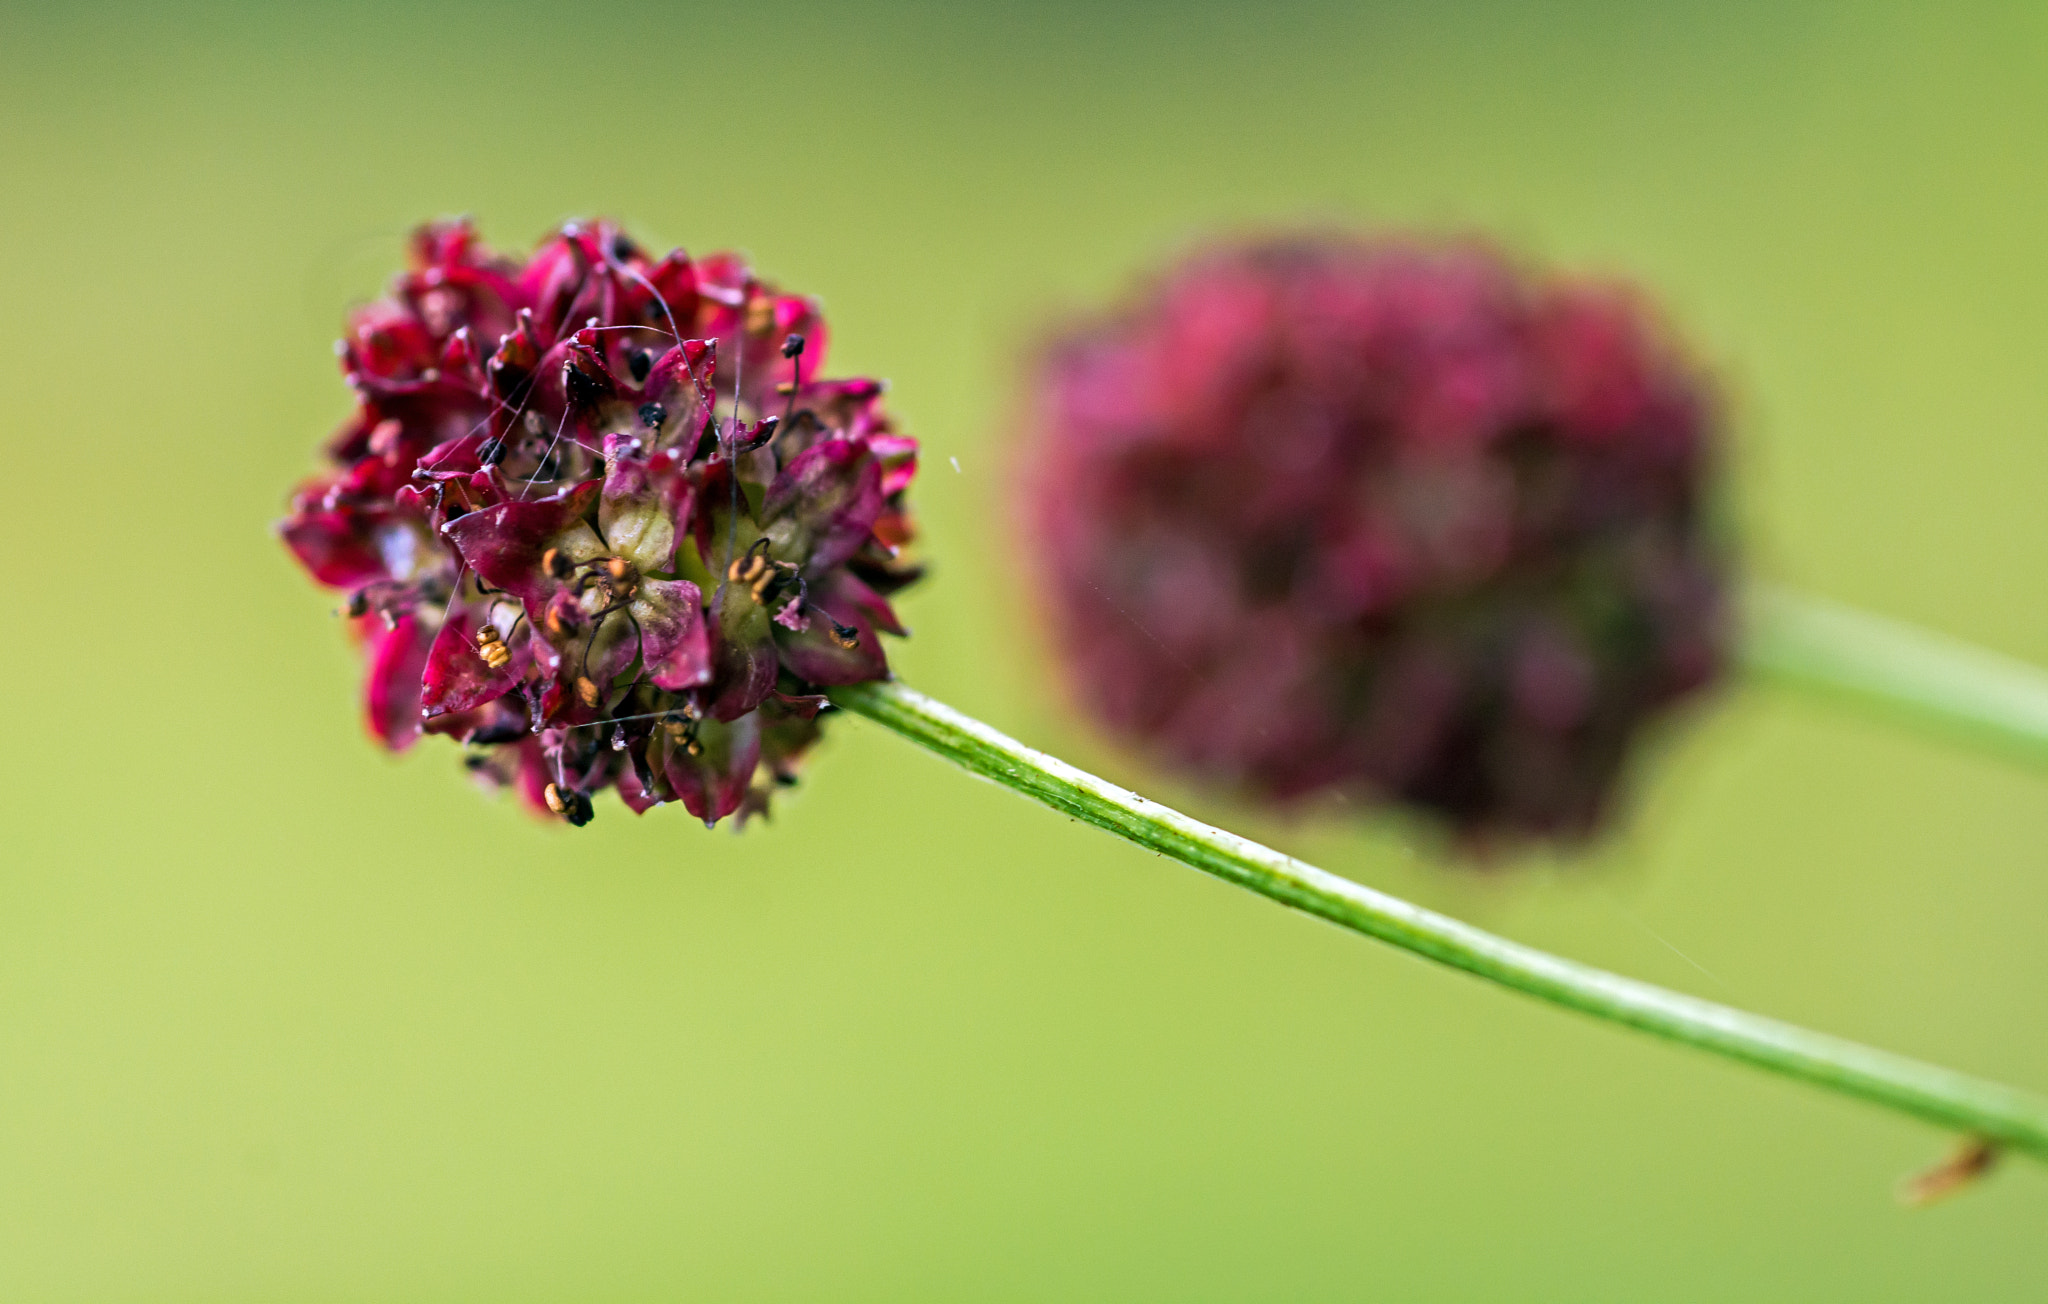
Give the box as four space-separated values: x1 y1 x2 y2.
781 332 805 422
475 624 512 670
543 782 595 827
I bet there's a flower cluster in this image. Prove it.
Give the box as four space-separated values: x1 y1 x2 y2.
1024 235 1727 841
282 220 919 826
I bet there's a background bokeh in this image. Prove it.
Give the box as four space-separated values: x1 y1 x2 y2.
4 1 2047 1297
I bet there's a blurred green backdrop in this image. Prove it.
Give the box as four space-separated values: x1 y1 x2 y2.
4 1 2047 1298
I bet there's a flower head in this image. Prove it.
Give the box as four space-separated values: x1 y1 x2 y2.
1023 235 1727 841
282 220 919 826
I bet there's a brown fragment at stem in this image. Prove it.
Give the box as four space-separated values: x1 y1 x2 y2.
1896 1137 1999 1206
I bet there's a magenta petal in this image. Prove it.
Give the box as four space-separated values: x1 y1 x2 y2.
704 608 780 722
578 606 645 696
442 480 601 606
616 756 665 814
421 600 521 717
661 712 761 825
632 579 712 690
835 570 905 637
773 574 888 685
282 508 402 588
364 614 430 751
763 439 883 571
641 341 718 446
768 689 831 721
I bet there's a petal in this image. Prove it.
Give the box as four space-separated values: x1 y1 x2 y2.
639 340 718 449
598 437 693 573
657 712 761 826
512 738 557 816
638 250 701 336
772 572 889 685
630 579 712 691
422 694 529 745
363 614 430 751
767 689 831 721
281 505 427 589
616 753 667 813
703 595 780 722
442 480 603 607
568 602 645 702
756 693 827 787
763 439 883 571
869 432 919 497
837 570 906 636
420 596 525 718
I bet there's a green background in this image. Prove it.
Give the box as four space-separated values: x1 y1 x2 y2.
4 1 2046 1297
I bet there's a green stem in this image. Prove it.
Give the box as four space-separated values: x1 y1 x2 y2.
831 677 2048 1160
1744 584 2048 767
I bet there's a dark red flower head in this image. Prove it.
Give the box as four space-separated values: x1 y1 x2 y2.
282 219 920 827
1023 235 1727 842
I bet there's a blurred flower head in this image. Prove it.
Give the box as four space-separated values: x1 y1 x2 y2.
282 219 920 827
1022 234 1728 842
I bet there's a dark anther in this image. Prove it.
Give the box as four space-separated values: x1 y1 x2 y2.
563 360 606 408
830 620 860 649
345 590 369 618
478 436 506 466
780 334 807 421
610 233 637 261
627 349 652 384
610 726 628 752
638 402 666 429
543 547 575 582
544 782 595 827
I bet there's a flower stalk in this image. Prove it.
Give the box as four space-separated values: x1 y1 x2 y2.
831 677 2048 1160
1744 585 2048 767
